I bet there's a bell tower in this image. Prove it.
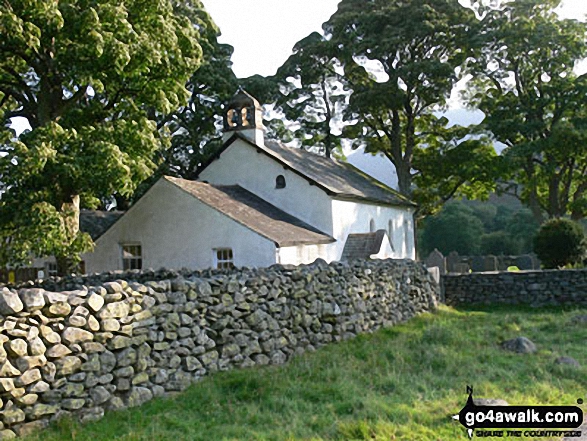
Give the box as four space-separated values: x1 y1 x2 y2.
222 89 265 145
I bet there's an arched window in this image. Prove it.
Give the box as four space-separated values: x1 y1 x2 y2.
369 218 376 232
388 219 395 251
276 175 286 189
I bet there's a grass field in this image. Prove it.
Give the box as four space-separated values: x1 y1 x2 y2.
28 305 587 441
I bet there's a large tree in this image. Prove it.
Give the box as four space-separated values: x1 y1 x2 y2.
322 0 497 204
0 0 203 274
465 0 587 221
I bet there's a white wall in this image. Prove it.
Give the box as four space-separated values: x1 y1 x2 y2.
84 179 277 273
199 139 334 235
331 199 416 260
277 244 327 266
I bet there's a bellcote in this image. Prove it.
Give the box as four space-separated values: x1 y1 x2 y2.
222 89 264 145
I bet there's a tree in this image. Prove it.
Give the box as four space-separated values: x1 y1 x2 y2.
533 218 586 268
0 0 203 274
322 0 498 204
159 1 238 180
272 32 347 158
465 0 587 221
420 202 484 255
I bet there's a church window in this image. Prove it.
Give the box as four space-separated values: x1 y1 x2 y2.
388 219 395 251
214 248 234 269
121 244 142 270
276 175 286 189
369 218 376 232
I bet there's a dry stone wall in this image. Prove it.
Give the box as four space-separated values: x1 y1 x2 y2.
443 269 587 306
0 259 439 438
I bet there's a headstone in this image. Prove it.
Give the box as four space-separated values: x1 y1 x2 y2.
529 254 541 270
515 255 533 271
425 249 446 275
454 263 470 274
446 251 460 273
471 256 484 272
483 255 498 272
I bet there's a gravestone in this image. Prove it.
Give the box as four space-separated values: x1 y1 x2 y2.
530 254 541 270
471 256 485 272
483 255 498 272
446 251 460 273
515 255 533 271
454 263 470 274
425 249 446 275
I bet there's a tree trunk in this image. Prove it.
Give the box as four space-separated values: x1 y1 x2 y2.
396 161 412 197
56 194 81 276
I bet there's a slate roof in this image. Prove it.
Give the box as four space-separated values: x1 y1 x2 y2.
79 210 124 240
199 133 416 208
341 230 389 261
164 176 335 247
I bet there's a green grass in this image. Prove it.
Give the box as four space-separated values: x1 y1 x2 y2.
29 305 587 441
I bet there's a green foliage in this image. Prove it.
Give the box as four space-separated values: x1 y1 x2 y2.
465 0 587 220
27 306 587 441
533 218 586 269
159 1 238 180
420 202 484 255
419 200 540 257
0 0 203 272
322 0 499 204
480 231 520 256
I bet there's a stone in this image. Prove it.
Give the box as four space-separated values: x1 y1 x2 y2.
40 362 56 382
100 351 117 373
126 387 152 408
46 344 73 359
7 340 27 358
86 293 105 312
55 356 82 376
0 379 14 393
29 337 46 356
47 302 71 317
555 356 580 367
0 289 23 315
131 372 149 385
62 398 86 410
44 291 69 304
0 407 25 425
13 420 48 437
501 337 537 354
116 348 136 367
108 335 132 350
14 369 41 387
98 301 129 319
28 381 50 393
20 289 45 312
87 315 100 332
103 281 123 294
79 407 105 424
62 327 94 345
101 319 120 332
26 403 59 419
90 385 111 405
14 393 38 406
68 315 87 327
0 430 16 440
82 342 105 353
14 355 47 372
0 362 20 377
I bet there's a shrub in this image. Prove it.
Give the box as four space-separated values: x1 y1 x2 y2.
533 218 586 269
480 231 521 255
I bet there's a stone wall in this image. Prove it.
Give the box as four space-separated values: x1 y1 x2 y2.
442 269 587 306
0 259 439 438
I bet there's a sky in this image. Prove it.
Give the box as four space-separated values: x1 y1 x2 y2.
202 0 587 79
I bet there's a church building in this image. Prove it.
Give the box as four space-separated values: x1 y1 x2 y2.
81 90 417 273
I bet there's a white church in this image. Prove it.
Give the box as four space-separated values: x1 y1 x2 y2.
76 90 417 273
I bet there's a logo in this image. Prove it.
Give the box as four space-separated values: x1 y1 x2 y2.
452 386 584 438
